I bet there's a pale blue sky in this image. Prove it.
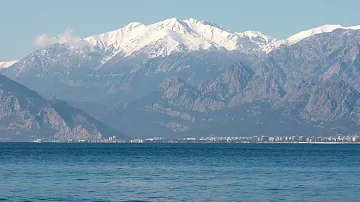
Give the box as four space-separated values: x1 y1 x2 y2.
1 0 359 61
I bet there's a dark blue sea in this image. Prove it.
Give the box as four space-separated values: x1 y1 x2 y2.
0 143 360 201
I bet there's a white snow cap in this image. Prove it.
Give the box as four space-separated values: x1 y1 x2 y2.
84 18 275 58
39 18 360 56
287 24 360 44
0 60 18 69
263 24 360 52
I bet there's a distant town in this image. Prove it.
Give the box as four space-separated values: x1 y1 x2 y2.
33 135 360 144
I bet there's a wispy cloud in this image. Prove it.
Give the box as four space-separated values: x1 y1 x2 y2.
33 28 90 48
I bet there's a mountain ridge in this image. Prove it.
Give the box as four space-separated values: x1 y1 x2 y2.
83 17 275 67
3 19 360 67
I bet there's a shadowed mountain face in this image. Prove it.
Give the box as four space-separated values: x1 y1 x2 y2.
275 80 360 122
0 74 125 141
103 63 359 138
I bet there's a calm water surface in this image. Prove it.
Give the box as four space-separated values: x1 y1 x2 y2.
0 143 360 201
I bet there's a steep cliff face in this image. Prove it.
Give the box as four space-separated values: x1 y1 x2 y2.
0 74 124 141
276 80 360 123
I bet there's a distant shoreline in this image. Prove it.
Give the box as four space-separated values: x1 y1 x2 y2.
0 141 360 144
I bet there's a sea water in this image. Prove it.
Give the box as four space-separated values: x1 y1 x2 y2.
0 143 359 201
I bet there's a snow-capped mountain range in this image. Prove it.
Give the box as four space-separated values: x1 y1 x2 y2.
269 24 360 50
2 19 360 69
53 20 360 59
1 18 360 138
83 18 276 66
2 18 360 104
84 19 360 58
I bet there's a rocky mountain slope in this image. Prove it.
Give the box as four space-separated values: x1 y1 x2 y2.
0 74 124 141
253 29 360 91
104 63 359 138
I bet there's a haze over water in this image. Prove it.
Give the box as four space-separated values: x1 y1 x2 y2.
1 143 360 201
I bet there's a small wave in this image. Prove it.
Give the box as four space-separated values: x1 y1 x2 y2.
75 178 89 181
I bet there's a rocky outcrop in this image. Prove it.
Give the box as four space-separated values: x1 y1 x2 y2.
276 80 360 122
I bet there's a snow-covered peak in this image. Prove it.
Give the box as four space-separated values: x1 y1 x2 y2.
183 18 276 51
239 30 276 44
287 24 346 43
264 24 360 52
84 18 276 60
0 60 18 69
184 18 224 30
123 22 145 32
149 18 192 34
236 30 277 52
182 18 242 51
85 21 148 52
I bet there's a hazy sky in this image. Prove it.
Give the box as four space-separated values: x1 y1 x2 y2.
1 0 360 61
